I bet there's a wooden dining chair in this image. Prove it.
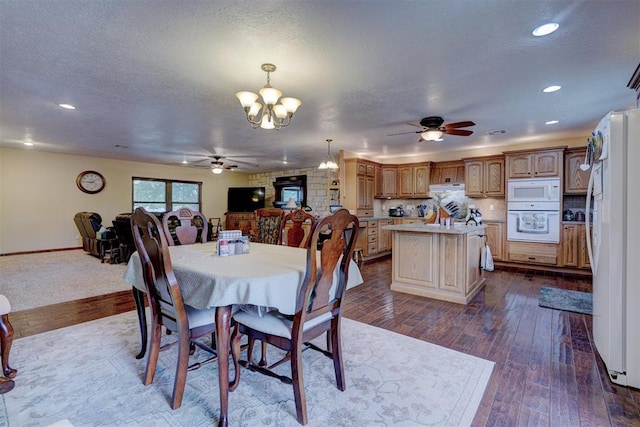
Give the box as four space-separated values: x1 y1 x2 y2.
280 209 316 248
130 207 218 410
161 207 208 246
231 208 359 425
251 208 285 245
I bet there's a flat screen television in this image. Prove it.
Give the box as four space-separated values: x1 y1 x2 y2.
227 187 265 212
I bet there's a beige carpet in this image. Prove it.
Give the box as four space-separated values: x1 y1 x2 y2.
0 249 130 311
2 311 494 426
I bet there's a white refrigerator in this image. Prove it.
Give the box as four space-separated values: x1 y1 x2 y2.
585 109 640 388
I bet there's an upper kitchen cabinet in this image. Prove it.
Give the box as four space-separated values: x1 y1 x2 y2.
344 159 375 217
564 147 590 194
398 163 431 198
430 161 465 185
378 165 398 198
463 155 505 197
504 147 565 179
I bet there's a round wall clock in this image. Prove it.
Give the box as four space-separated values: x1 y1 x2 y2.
76 170 106 194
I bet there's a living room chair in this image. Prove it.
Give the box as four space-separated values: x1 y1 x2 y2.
73 212 104 257
0 295 16 394
231 209 359 425
251 208 284 245
161 207 208 246
112 213 136 263
130 207 219 410
280 209 316 248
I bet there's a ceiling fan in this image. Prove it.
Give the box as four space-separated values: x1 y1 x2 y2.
389 116 476 142
193 155 239 174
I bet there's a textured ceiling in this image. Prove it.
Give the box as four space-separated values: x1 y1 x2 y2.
1 0 638 172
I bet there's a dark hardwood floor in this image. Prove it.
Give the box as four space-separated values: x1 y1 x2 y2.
10 258 640 426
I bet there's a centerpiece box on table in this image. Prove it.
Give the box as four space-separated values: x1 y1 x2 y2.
217 230 250 256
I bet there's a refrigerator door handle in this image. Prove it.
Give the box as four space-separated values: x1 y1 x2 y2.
585 165 596 275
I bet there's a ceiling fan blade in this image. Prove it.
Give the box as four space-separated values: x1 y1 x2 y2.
387 130 422 136
225 164 238 170
445 129 474 136
444 121 475 129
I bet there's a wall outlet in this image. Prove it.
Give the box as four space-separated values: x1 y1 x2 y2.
382 205 386 211
489 204 495 211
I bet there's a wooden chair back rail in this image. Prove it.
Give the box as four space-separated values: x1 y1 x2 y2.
280 209 316 248
161 207 208 246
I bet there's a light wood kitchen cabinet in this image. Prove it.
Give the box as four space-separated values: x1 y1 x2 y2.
505 147 565 179
398 163 430 198
506 241 558 265
388 225 486 304
377 219 393 252
344 159 375 217
374 164 382 197
564 147 590 194
366 220 378 255
484 222 504 261
561 223 591 269
379 166 398 198
463 155 505 197
224 212 255 236
430 161 465 184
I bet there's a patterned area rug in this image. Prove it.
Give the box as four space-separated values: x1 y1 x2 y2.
1 311 494 427
539 286 593 315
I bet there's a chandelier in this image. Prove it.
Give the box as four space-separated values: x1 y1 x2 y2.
318 139 338 170
235 63 301 130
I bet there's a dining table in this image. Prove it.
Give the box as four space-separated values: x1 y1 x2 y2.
123 241 363 426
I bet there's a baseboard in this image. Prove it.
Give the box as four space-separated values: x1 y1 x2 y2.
0 247 82 257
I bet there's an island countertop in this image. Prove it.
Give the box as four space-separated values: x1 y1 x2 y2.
382 222 487 235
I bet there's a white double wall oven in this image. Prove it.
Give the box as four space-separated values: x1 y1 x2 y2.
507 178 561 243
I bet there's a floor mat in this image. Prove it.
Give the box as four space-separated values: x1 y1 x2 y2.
539 286 592 315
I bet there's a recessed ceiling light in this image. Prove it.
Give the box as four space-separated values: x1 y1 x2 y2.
532 23 559 37
542 85 561 93
23 141 34 146
545 120 559 125
58 103 76 110
181 159 188 164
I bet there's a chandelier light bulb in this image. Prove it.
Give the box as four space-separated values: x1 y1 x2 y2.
421 129 444 141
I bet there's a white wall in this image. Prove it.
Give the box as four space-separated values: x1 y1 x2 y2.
0 148 249 254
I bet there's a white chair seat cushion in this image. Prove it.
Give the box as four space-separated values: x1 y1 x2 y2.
0 295 11 315
233 309 332 339
185 304 217 329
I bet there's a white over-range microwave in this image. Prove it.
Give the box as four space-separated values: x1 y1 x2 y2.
507 178 561 202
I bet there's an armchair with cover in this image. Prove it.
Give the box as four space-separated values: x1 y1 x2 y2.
130 207 219 409
231 209 359 425
73 212 104 257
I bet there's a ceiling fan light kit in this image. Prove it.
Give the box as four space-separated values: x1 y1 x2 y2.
236 63 301 130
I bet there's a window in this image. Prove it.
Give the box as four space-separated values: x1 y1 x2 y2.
132 177 202 213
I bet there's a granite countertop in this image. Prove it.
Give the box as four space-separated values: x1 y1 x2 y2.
381 222 487 234
359 216 505 223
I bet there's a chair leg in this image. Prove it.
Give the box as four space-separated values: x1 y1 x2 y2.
0 314 17 379
291 342 308 425
259 341 268 366
170 329 191 410
132 287 147 360
229 323 242 391
143 321 162 386
330 323 346 391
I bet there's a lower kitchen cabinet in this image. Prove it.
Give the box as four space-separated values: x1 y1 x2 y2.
561 223 591 269
484 222 504 261
506 241 558 266
378 219 393 252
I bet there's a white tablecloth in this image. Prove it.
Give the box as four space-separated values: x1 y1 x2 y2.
123 242 363 315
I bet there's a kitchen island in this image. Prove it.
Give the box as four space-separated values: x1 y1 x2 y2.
382 222 487 304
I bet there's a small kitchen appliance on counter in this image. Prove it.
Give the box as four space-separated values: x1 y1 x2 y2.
388 206 405 217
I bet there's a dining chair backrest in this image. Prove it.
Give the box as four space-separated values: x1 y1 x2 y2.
161 207 208 246
279 209 316 248
253 208 285 245
298 208 359 320
131 208 185 332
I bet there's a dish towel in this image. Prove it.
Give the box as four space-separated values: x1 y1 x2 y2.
481 245 494 271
